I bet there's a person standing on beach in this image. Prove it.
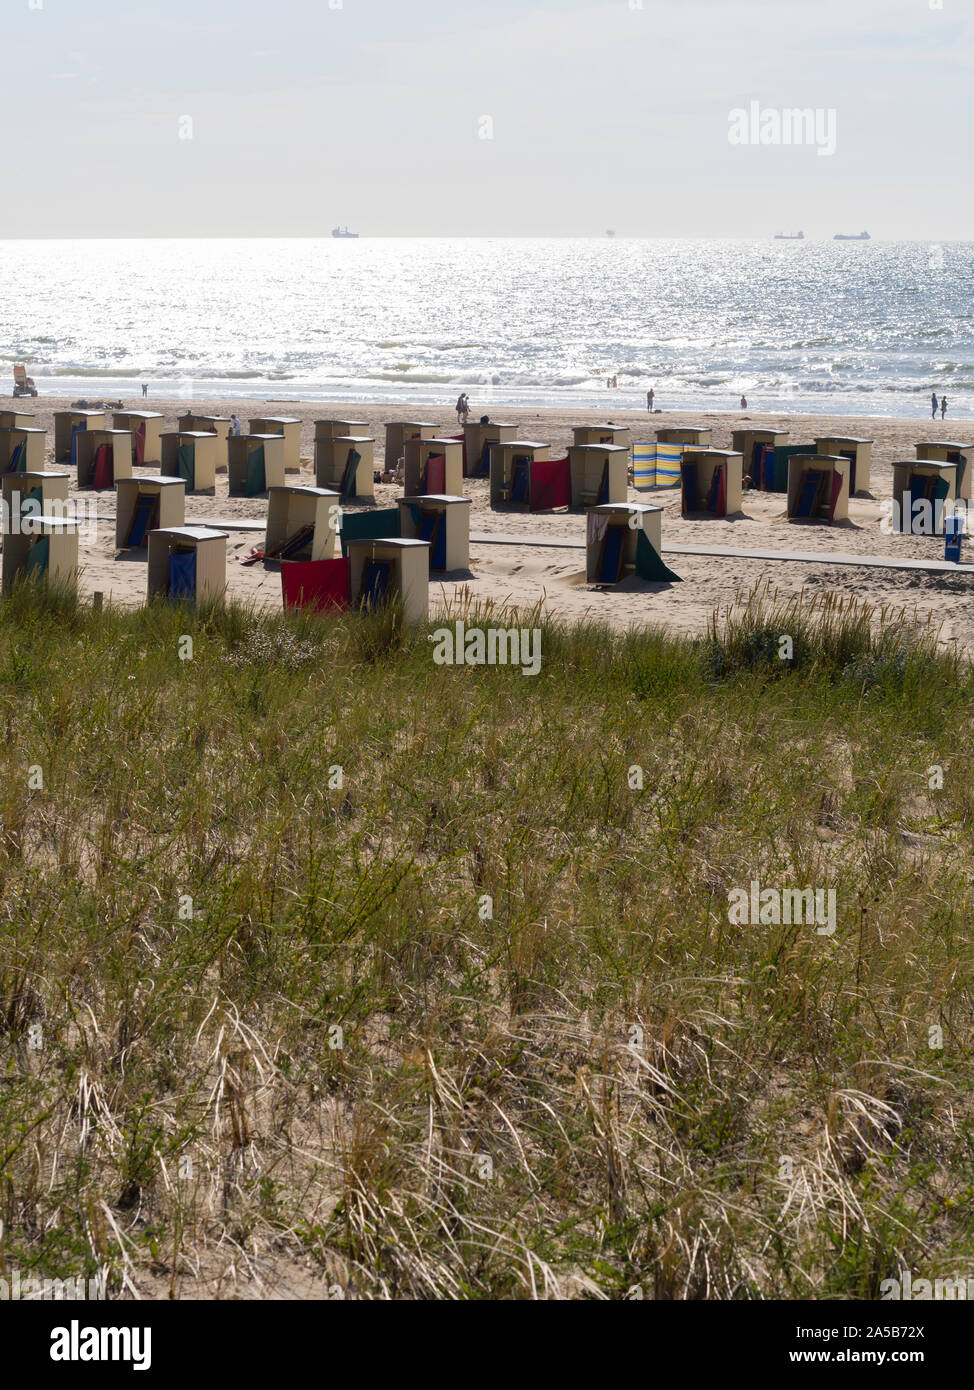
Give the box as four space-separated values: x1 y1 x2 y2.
647 388 654 412
141 382 148 398
740 395 748 410
932 391 939 419
230 414 241 436
456 393 470 425
941 395 948 420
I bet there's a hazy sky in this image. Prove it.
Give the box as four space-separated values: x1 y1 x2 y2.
2 0 971 237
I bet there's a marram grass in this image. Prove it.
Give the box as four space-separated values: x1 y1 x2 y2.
0 579 972 1299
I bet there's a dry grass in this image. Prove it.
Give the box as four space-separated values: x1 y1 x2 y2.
0 578 972 1299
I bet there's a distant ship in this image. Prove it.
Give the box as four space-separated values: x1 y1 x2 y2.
331 226 359 239
774 231 804 240
834 231 870 240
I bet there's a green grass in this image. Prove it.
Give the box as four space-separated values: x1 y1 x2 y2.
0 577 972 1299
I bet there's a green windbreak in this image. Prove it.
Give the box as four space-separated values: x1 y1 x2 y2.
176 444 195 487
339 508 400 557
25 535 50 575
636 529 682 583
245 445 266 497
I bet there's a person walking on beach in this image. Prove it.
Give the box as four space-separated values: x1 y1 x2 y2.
931 391 939 419
456 393 469 426
941 395 948 420
647 388 654 412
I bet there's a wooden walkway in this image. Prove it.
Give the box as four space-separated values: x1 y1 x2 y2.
469 532 974 577
97 514 974 578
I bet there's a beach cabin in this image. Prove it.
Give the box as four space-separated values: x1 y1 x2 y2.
815 436 873 496
403 438 464 497
786 454 850 525
916 442 974 501
228 433 286 496
464 421 518 478
892 460 956 534
586 503 666 584
248 417 302 472
398 495 471 571
315 419 369 443
147 526 228 604
159 431 219 493
2 472 70 532
346 537 429 625
177 414 232 449
572 424 632 453
75 429 133 490
0 411 36 431
656 426 712 449
569 444 630 508
0 427 46 474
115 477 186 549
113 411 164 467
315 435 375 499
54 410 106 463
680 449 744 518
2 518 79 594
386 422 440 475
731 429 789 491
264 486 341 562
490 441 551 506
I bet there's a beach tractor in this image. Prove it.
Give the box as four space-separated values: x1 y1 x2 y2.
12 365 38 398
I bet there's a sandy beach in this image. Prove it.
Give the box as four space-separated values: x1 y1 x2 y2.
6 394 974 646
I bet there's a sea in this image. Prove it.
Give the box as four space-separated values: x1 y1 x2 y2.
1 238 971 418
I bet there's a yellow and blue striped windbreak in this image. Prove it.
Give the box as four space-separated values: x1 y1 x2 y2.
633 442 682 489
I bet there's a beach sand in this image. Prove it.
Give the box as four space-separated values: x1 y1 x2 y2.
5 395 974 646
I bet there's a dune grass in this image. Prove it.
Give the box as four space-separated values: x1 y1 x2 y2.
0 577 972 1299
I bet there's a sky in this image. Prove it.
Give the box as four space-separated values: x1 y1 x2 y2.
2 0 972 238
